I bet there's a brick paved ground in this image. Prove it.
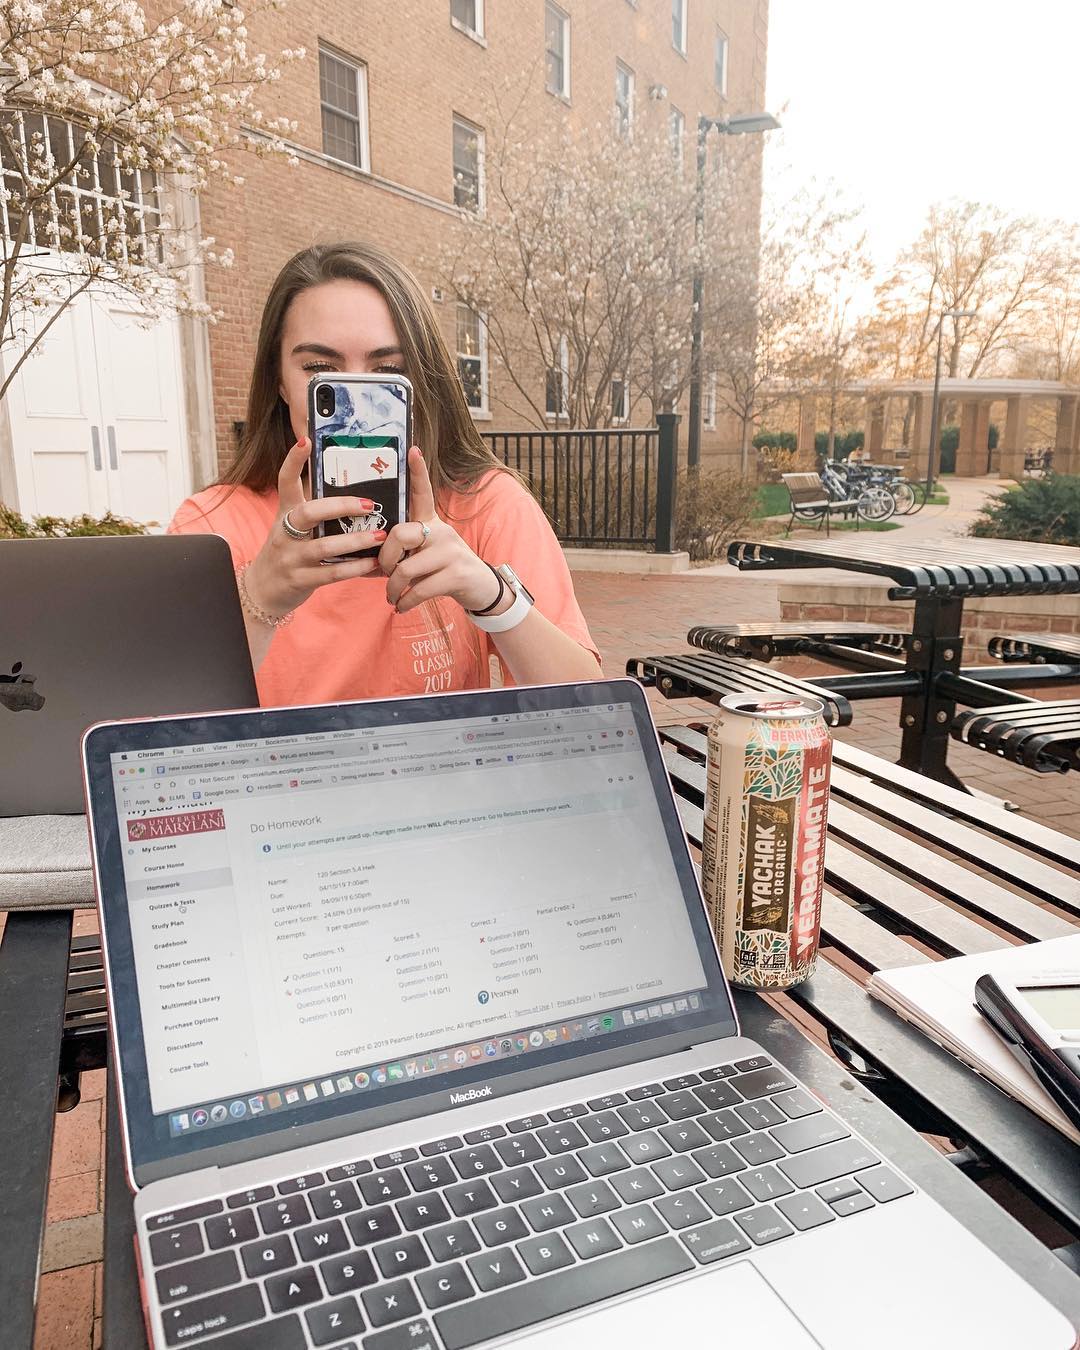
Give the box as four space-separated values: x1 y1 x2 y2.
28 563 1080 1347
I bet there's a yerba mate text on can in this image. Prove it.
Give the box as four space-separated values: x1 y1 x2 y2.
699 694 831 990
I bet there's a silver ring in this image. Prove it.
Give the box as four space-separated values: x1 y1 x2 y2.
281 510 312 541
417 521 431 549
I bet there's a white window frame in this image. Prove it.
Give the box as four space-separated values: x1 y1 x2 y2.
545 334 569 420
668 105 685 163
615 61 634 138
703 372 717 430
545 2 571 100
319 45 370 172
672 0 687 56
452 115 485 212
714 29 729 96
611 377 630 425
456 304 489 417
450 0 484 41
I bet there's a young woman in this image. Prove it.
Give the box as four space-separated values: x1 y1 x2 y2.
169 242 601 704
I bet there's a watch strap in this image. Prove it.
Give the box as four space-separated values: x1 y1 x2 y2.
468 583 533 633
467 565 506 617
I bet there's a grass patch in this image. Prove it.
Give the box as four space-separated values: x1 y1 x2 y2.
754 483 790 518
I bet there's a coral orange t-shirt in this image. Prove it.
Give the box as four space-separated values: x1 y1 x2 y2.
168 469 598 707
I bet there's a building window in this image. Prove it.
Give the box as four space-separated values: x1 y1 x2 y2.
614 62 634 138
545 2 570 99
0 110 163 263
545 335 569 418
672 0 687 55
457 305 488 413
451 0 484 39
319 46 369 170
611 378 629 424
714 29 729 95
668 105 685 162
452 116 484 211
703 372 717 430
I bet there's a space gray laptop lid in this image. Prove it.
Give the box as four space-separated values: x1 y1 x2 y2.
1 534 258 816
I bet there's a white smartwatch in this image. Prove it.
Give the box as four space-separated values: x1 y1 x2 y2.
467 563 535 633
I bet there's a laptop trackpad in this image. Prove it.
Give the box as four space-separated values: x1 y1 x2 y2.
522 1260 821 1348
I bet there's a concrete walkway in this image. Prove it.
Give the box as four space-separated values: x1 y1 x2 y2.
697 476 1010 593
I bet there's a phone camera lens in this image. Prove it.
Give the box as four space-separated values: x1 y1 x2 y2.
316 384 336 418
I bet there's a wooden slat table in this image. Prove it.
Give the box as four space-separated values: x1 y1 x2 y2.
659 723 1080 1247
9 726 1080 1345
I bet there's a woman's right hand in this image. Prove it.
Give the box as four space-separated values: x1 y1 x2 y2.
244 436 386 620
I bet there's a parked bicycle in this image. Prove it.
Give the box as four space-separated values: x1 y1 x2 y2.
827 460 928 516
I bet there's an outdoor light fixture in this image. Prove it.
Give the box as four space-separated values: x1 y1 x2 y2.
926 308 977 492
648 83 668 100
688 111 781 470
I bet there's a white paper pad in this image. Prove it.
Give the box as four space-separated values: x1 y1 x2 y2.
868 934 1080 1145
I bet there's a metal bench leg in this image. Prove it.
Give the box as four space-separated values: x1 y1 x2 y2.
898 595 968 790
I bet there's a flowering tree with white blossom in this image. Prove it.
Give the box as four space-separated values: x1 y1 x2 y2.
436 85 756 430
0 0 301 400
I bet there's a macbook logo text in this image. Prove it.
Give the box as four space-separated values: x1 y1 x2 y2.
0 661 45 713
449 1086 493 1105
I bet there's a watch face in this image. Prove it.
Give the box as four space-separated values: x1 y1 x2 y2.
499 565 534 606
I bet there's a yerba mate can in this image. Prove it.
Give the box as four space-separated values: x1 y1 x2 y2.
700 693 831 990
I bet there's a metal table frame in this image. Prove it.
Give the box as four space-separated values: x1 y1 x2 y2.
728 538 1080 787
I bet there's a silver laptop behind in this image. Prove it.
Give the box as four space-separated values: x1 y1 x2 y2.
1 534 257 816
82 681 1076 1350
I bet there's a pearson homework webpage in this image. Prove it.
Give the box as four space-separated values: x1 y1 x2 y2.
113 708 707 1115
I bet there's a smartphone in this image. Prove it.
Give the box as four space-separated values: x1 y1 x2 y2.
973 969 1080 1131
309 373 412 561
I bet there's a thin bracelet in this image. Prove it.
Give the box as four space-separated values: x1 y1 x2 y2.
236 562 295 629
467 564 505 617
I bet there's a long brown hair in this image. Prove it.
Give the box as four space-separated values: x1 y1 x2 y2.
223 241 506 501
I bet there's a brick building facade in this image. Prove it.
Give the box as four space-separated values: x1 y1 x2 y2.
196 0 770 485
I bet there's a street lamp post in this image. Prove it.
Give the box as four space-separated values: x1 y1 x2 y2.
925 308 976 492
687 110 780 472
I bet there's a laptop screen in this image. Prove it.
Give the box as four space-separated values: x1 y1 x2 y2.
85 681 737 1182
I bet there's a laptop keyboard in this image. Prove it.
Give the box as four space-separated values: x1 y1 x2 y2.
143 1056 914 1350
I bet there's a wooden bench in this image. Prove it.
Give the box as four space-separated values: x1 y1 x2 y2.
687 621 907 662
952 699 1080 774
781 471 859 535
626 651 853 726
988 632 1080 664
659 723 1080 1219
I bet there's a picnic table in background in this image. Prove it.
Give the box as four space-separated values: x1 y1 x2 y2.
722 535 1080 786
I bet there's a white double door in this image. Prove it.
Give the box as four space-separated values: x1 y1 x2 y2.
5 284 190 526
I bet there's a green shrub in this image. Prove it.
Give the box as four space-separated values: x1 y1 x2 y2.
815 430 864 460
0 503 148 538
971 474 1080 546
752 431 797 452
676 468 759 562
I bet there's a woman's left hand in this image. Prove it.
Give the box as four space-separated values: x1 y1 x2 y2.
380 447 503 614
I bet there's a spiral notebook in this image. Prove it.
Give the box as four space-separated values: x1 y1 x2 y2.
868 934 1080 1145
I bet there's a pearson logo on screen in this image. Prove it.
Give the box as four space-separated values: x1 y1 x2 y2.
449 1086 493 1105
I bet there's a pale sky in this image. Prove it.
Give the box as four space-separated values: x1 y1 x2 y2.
764 0 1080 275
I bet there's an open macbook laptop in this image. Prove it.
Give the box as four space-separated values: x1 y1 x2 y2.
1 534 257 816
82 680 1076 1350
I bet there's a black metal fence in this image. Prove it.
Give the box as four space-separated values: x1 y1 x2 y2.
482 414 679 552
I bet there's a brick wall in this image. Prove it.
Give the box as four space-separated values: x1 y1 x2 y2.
196 0 770 479
778 582 1080 650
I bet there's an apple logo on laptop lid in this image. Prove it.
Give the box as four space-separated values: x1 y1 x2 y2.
0 661 45 713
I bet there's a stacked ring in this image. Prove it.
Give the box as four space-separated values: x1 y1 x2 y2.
281 510 313 541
